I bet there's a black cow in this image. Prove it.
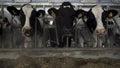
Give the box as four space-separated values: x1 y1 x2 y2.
75 5 118 47
7 4 45 48
48 2 75 47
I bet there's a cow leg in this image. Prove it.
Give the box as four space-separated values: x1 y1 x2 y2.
98 37 104 48
68 37 72 47
37 35 43 48
49 28 57 47
66 36 69 47
93 35 97 48
79 36 84 48
93 35 104 48
43 27 49 47
62 36 66 47
77 29 84 48
57 28 63 47
24 37 33 48
62 36 72 48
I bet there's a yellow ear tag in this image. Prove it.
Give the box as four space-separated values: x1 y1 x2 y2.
2 23 7 29
12 10 17 15
39 14 43 18
51 11 56 17
78 13 82 18
109 12 113 17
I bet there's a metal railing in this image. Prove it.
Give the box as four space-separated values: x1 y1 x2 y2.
0 14 120 49
0 0 120 3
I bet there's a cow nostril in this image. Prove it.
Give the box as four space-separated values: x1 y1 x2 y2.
26 29 32 34
95 29 106 36
22 28 33 37
108 22 113 25
102 30 106 34
24 30 31 37
96 30 99 34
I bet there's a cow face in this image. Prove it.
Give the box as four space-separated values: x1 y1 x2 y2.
59 2 75 17
76 5 118 36
48 8 58 18
47 8 58 25
7 4 45 37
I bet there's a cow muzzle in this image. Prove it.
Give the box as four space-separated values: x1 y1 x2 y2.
95 29 106 36
22 28 33 37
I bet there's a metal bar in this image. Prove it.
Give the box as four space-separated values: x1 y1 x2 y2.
0 3 120 7
0 48 120 59
10 16 15 48
34 17 37 48
0 48 120 52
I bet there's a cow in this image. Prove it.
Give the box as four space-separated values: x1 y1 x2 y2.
75 5 118 47
107 13 120 47
42 14 59 47
0 10 10 35
48 2 75 47
7 4 45 48
0 9 16 48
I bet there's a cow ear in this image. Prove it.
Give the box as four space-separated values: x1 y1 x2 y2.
75 9 87 18
36 10 45 18
7 6 20 16
107 10 118 18
48 8 58 17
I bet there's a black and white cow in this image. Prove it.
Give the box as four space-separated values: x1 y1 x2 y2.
7 4 45 48
75 5 118 47
48 2 75 47
0 11 10 35
0 9 17 48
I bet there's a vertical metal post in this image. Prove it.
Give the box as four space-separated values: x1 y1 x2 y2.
97 36 99 48
10 16 15 48
106 18 110 48
34 18 37 48
34 1 37 48
105 6 110 48
0 0 4 48
42 5 46 48
54 19 59 46
66 37 69 48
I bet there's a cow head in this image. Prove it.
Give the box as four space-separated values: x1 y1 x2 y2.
76 5 118 36
47 7 58 25
7 4 45 37
48 2 75 17
59 2 75 17
48 8 58 18
48 2 75 28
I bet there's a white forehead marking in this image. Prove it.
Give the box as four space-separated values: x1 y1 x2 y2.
91 5 105 29
91 5 103 19
22 4 33 29
22 4 33 17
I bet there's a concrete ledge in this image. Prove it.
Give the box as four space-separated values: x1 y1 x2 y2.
0 48 120 59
